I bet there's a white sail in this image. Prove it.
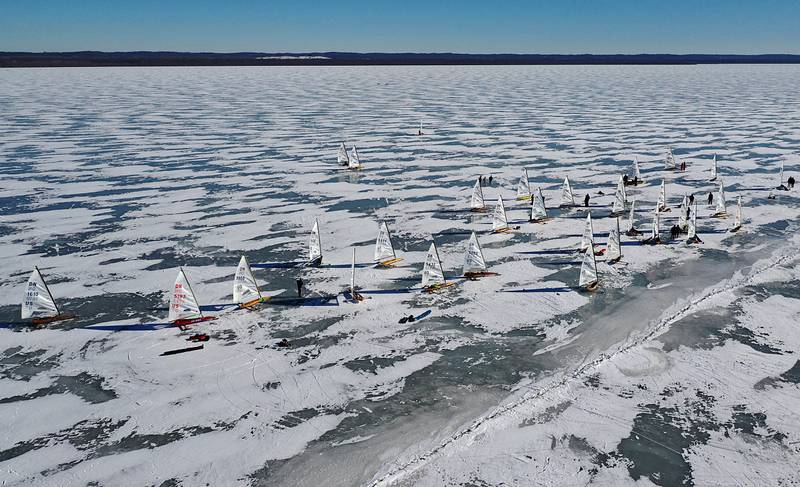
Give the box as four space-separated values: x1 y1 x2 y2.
421 242 446 287
350 248 356 294
627 199 637 232
580 212 594 252
779 161 784 186
619 175 628 204
715 181 727 215
348 146 362 169
678 194 689 229
633 157 642 180
561 177 574 206
579 243 599 287
21 267 59 320
337 142 349 166
309 219 322 262
710 154 717 180
734 196 742 228
651 208 660 240
612 179 626 214
531 188 548 220
607 217 622 261
687 203 698 239
233 255 261 304
492 195 509 232
463 232 487 275
657 180 666 210
169 268 202 322
470 179 485 210
374 221 396 262
516 169 531 199
665 147 676 170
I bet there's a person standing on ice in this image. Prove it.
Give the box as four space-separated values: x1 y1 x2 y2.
707 192 713 205
789 176 796 189
296 278 303 298
689 194 694 205
488 174 493 184
584 194 590 207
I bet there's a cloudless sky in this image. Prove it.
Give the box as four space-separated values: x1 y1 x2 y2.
1 0 799 54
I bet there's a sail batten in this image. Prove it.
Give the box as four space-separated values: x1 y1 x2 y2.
463 232 487 275
21 267 59 320
233 256 261 304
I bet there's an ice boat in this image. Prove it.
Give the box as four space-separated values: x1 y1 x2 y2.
21 267 73 325
169 268 215 327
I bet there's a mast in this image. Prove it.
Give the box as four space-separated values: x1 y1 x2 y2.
350 248 356 294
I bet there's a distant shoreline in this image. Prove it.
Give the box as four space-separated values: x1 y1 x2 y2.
2 52 800 68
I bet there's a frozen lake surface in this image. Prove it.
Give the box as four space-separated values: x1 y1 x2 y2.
1 65 799 486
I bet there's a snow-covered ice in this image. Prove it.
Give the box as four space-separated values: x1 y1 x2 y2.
0 65 799 486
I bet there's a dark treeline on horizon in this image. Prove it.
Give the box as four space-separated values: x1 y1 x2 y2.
2 52 800 67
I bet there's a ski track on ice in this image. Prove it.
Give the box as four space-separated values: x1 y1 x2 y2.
369 243 800 486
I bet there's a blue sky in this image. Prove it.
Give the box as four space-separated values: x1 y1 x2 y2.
1 0 799 53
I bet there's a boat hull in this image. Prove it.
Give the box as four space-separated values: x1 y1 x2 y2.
422 282 457 293
172 316 216 327
31 313 75 326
